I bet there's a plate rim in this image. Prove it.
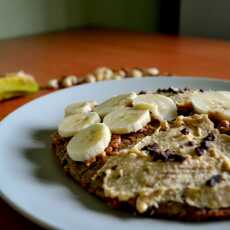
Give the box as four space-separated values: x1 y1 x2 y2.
0 76 230 230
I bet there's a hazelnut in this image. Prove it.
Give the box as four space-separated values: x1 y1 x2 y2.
47 79 59 89
66 75 78 84
95 67 113 81
85 74 96 83
111 75 123 80
62 75 78 87
129 68 143 78
62 77 74 87
144 67 160 76
104 70 114 80
115 69 127 77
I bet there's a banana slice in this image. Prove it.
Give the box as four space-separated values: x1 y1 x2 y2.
219 91 230 98
94 92 137 117
103 108 151 134
132 94 177 121
191 91 230 120
58 112 100 137
0 71 39 101
67 123 111 161
65 101 97 116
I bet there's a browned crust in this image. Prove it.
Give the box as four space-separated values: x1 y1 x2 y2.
51 132 230 221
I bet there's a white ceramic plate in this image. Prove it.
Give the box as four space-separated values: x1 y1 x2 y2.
0 77 230 230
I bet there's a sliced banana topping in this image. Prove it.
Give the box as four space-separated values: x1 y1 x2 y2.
94 92 137 117
65 101 97 116
67 123 111 161
103 107 151 134
58 112 100 137
132 94 177 121
58 89 230 163
219 91 230 98
191 91 230 121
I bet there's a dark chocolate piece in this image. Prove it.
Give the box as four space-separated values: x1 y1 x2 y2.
204 133 215 142
180 128 190 135
185 141 194 147
155 149 185 162
195 147 205 156
206 175 222 187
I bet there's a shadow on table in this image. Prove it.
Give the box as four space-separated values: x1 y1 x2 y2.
21 128 133 219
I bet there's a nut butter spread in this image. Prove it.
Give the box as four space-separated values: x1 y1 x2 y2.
96 114 230 213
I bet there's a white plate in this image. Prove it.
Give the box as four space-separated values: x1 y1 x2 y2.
0 77 229 230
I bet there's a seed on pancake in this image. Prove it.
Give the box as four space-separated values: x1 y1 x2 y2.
180 128 190 135
206 174 222 187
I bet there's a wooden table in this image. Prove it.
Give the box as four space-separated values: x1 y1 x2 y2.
0 28 230 229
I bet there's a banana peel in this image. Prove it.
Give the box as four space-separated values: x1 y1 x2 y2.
0 71 39 101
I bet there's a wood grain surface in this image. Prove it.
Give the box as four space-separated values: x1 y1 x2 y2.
0 28 229 229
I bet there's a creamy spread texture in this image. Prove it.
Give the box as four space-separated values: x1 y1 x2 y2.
96 114 230 213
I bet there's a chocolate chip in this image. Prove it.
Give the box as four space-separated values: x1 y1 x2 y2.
61 159 68 166
199 89 204 92
180 128 190 135
111 165 117 170
160 149 172 161
195 146 205 156
185 141 194 147
142 143 160 161
168 154 185 162
170 154 186 162
156 87 179 94
195 133 215 156
160 149 185 162
143 145 185 162
139 90 147 95
204 132 215 142
206 174 222 187
142 143 159 153
156 88 167 93
177 107 193 117
157 87 190 94
168 87 179 93
200 140 210 149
